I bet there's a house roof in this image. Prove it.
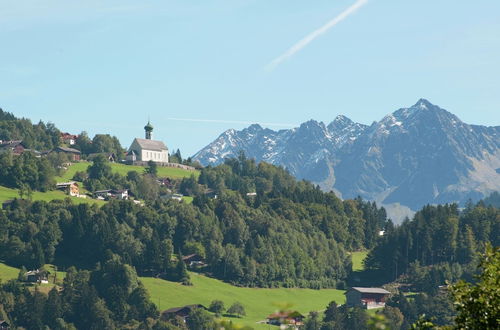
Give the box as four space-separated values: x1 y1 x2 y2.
163 304 206 314
0 140 24 149
54 146 81 154
348 287 390 294
267 310 305 320
56 182 78 187
132 138 167 152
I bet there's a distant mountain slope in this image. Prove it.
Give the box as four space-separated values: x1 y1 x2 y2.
193 99 500 217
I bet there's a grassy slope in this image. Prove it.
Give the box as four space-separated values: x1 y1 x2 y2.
0 185 104 205
0 262 19 282
55 161 198 181
351 251 368 272
141 273 346 329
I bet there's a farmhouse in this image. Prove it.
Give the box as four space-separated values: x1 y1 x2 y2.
61 132 78 145
182 254 206 268
56 181 79 197
52 146 81 161
266 310 305 326
345 287 390 309
126 121 169 164
161 304 206 322
94 189 129 200
0 140 25 155
26 269 50 284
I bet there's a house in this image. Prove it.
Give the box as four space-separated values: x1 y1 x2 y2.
127 121 169 164
161 304 206 322
112 189 129 200
182 254 206 268
125 150 137 162
26 269 50 284
0 320 9 330
56 182 79 197
61 132 78 145
87 152 117 162
93 189 129 200
52 146 81 161
266 310 305 326
161 193 183 202
0 140 25 155
345 287 390 309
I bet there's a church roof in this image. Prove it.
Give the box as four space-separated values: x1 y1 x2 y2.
132 138 167 152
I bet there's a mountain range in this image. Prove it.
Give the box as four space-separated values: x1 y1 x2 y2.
193 99 500 221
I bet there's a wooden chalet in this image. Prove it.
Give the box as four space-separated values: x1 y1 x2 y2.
26 269 50 284
0 140 25 155
345 287 390 309
94 189 128 200
266 310 305 326
182 254 206 268
52 146 81 161
56 181 79 197
61 132 78 145
161 304 206 322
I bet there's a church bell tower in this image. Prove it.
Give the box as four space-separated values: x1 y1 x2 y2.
144 121 153 140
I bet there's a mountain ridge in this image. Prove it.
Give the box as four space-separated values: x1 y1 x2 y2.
193 99 500 220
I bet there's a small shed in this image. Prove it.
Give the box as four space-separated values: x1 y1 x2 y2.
345 287 390 309
0 320 10 330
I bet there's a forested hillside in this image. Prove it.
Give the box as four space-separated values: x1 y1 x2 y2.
0 108 61 150
0 155 390 288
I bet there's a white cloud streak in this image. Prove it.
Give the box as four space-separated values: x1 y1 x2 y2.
266 0 369 70
164 117 296 128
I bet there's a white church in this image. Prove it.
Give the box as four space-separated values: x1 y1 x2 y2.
126 121 169 164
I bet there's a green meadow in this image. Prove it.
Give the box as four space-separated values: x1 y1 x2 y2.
55 161 198 182
141 273 346 329
0 185 104 205
1 262 346 329
351 251 368 271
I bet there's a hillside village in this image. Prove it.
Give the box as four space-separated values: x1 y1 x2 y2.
0 120 198 205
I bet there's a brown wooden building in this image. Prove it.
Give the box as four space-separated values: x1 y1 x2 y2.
345 287 390 309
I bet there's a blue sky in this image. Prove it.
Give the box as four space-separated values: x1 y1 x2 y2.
1 0 499 156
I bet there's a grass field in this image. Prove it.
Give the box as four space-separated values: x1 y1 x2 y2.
2 262 346 329
0 262 19 282
351 251 368 271
141 273 346 329
0 185 104 205
55 161 198 182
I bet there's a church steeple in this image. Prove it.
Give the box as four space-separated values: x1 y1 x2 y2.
144 120 153 140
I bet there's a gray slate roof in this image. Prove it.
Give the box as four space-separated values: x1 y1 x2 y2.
132 138 167 152
349 287 390 294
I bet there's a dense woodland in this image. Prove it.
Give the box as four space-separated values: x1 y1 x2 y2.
0 155 390 288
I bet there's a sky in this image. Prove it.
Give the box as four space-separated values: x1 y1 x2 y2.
1 0 499 156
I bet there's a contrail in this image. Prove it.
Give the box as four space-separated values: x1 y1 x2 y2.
164 117 296 128
266 0 368 70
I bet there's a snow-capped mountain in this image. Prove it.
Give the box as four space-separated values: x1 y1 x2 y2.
193 99 500 219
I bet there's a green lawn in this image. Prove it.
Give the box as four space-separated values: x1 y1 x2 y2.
141 273 346 329
0 262 19 282
55 161 198 181
1 262 345 329
0 185 104 205
351 251 368 271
